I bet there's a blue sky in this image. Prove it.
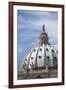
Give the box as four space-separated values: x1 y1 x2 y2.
17 10 58 70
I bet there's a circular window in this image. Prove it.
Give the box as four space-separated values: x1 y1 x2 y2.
40 48 42 51
31 57 33 59
38 56 42 59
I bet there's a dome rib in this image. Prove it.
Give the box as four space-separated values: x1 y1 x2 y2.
44 45 46 67
45 45 53 67
35 46 41 69
26 50 33 70
28 46 40 70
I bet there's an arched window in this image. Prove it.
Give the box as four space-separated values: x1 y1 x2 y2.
53 57 57 68
46 48 49 51
23 65 25 69
47 56 49 59
24 62 26 66
23 63 26 69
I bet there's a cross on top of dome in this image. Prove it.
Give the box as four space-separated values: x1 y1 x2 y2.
43 24 45 32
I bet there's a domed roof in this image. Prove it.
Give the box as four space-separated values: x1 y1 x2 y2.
22 44 57 70
21 25 58 71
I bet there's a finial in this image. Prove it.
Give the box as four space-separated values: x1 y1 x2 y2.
43 24 45 32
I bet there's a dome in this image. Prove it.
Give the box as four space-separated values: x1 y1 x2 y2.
18 25 58 79
21 25 58 71
22 44 57 71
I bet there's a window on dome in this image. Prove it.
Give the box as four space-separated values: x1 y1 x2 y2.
25 59 27 61
23 65 25 69
31 57 33 59
46 48 49 51
52 49 54 52
24 63 26 66
38 56 42 59
33 49 36 51
47 56 49 59
40 48 42 51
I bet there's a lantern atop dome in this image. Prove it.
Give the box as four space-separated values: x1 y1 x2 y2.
39 25 49 45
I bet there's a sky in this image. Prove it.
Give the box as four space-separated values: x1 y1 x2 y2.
17 10 58 70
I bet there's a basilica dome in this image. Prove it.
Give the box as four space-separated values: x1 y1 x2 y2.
22 25 58 71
